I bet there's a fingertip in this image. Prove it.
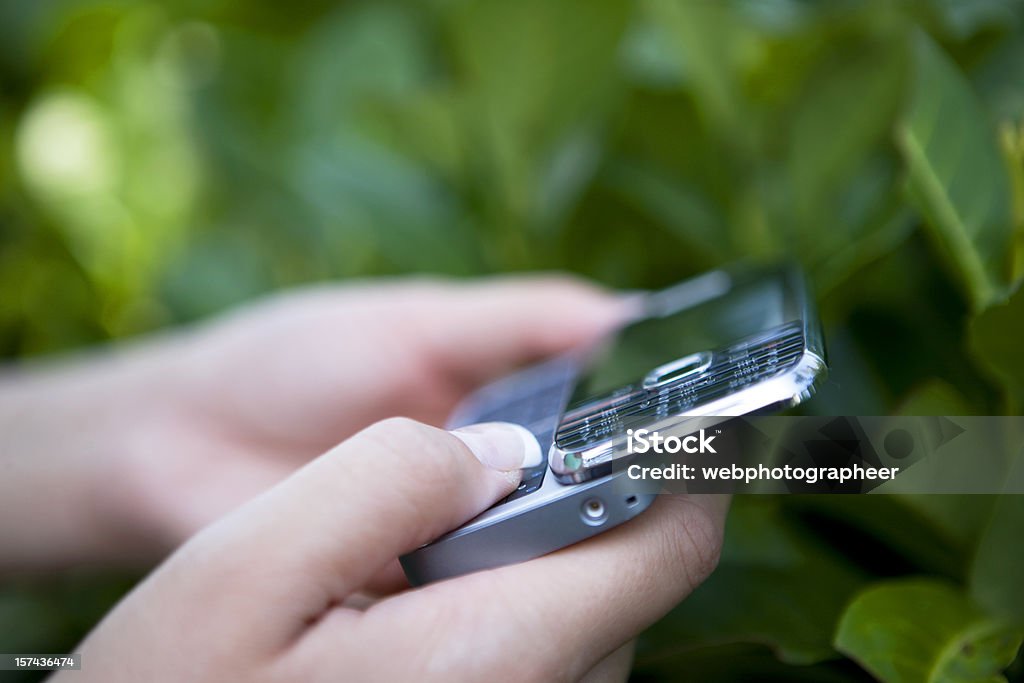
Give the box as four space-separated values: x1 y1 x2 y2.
451 422 542 470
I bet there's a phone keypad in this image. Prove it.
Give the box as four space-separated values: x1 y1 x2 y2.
504 464 547 502
555 322 805 453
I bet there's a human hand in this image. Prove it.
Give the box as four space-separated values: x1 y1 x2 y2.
0 277 623 569
60 418 726 682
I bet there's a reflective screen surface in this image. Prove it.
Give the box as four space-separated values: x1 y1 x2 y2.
565 274 789 411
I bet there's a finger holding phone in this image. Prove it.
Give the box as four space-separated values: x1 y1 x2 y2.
57 416 726 682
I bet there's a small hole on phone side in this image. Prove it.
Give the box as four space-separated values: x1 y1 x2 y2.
625 495 638 507
580 498 608 526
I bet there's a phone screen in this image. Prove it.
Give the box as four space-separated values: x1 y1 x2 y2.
565 273 791 411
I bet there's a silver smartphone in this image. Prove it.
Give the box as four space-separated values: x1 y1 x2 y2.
400 265 827 584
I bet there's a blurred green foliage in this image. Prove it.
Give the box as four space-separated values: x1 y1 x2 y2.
2 0 1024 681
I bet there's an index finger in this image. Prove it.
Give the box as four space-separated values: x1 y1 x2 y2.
408 275 631 388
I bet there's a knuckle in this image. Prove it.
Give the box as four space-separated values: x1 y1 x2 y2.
353 417 474 490
362 416 428 440
357 417 443 461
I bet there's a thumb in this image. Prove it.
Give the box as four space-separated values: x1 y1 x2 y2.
166 418 538 643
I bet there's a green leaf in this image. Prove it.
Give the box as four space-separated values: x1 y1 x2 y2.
603 160 729 261
790 495 986 581
969 284 1024 409
893 384 998 543
970 465 1024 623
898 379 977 415
643 0 759 150
642 498 867 665
922 0 1023 41
835 579 1023 683
788 44 907 234
896 31 1015 312
884 494 995 569
997 121 1024 284
444 0 629 225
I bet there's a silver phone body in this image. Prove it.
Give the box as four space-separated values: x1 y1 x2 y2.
400 265 827 585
